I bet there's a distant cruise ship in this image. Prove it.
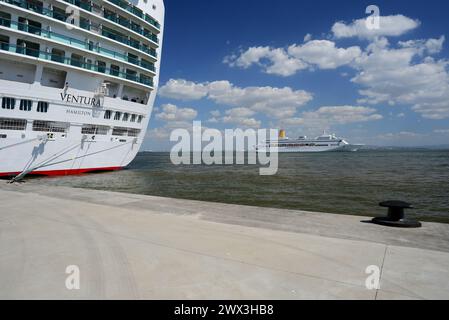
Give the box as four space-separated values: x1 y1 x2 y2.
256 130 351 153
0 0 164 179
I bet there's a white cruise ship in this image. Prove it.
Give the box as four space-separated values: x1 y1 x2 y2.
0 0 164 178
256 130 351 153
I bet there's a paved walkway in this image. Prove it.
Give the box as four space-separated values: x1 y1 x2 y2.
1 183 448 299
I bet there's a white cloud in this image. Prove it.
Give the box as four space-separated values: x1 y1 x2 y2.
399 35 445 55
304 33 312 42
264 48 308 76
288 40 362 69
283 106 383 129
224 46 307 77
155 103 198 122
149 104 203 141
434 129 449 134
425 36 446 54
207 81 313 118
377 131 426 140
147 127 171 140
224 107 256 118
352 37 449 119
210 110 221 117
332 15 420 40
222 107 261 128
225 46 270 69
225 41 361 76
159 79 208 101
158 79 313 120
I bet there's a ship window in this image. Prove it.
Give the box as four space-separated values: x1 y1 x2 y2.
20 99 32 111
112 127 128 136
129 38 140 50
0 118 27 130
141 58 154 71
110 64 120 76
51 48 65 63
80 17 90 31
81 125 109 135
131 21 141 34
140 74 152 86
97 61 106 73
2 97 15 110
118 16 130 29
70 53 84 68
0 34 9 51
137 115 143 123
33 120 68 133
127 53 139 66
130 114 136 122
125 69 137 81
104 110 112 119
122 113 129 121
52 6 67 22
101 26 127 44
0 12 11 28
104 9 116 21
16 40 40 57
114 112 122 121
37 101 49 113
18 18 41 35
128 129 140 137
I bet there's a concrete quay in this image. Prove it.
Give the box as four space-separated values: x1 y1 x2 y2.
0 182 448 300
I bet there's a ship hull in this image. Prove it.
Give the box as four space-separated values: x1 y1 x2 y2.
256 145 347 153
0 131 140 177
0 167 123 177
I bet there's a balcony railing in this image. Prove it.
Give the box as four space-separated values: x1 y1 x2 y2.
0 0 159 57
105 0 160 30
0 18 156 71
102 10 159 44
63 0 159 43
63 0 92 12
0 42 154 87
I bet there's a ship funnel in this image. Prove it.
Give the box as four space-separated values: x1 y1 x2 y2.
279 129 286 139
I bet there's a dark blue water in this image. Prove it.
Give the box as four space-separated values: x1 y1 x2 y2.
37 150 449 223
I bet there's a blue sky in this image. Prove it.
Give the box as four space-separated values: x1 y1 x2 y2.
142 0 449 150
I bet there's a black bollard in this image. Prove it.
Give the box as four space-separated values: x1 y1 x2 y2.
372 201 422 228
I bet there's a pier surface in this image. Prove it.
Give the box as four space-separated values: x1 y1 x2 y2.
1 182 449 300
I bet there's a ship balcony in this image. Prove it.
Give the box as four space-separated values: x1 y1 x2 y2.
102 10 159 44
0 0 159 59
104 0 161 32
0 42 154 90
0 17 157 74
56 0 160 47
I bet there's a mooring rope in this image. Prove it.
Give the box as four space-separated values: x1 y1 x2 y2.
9 139 136 183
